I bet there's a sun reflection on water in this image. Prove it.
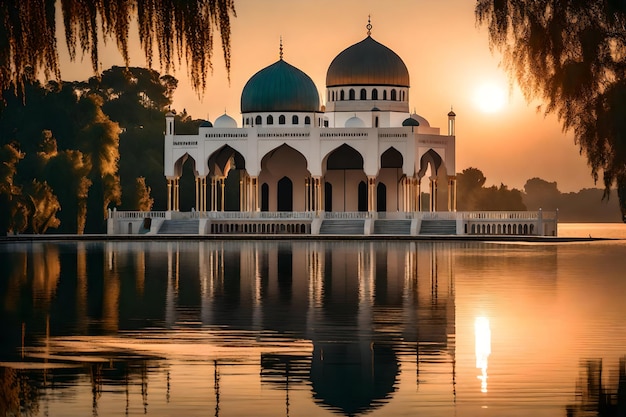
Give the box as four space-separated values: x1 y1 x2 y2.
475 316 491 393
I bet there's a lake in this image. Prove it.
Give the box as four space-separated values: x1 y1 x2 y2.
1 223 625 416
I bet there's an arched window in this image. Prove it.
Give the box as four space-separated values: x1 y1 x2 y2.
340 90 345 100
349 89 355 100
255 115 262 125
267 115 274 125
292 115 299 124
245 117 249 126
279 115 286 125
372 89 378 100
401 91 405 101
360 88 367 100
261 183 269 211
375 116 379 127
383 90 387 100
358 181 368 212
304 116 311 125
391 89 397 100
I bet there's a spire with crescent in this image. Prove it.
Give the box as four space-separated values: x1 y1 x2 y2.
367 15 372 36
279 36 284 60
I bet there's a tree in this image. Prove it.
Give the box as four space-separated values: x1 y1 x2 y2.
0 0 236 94
0 143 24 234
456 167 487 210
456 167 526 211
476 0 626 221
523 178 561 210
132 177 154 211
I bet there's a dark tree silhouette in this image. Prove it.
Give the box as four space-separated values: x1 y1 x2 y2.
456 167 526 211
0 0 235 94
476 0 626 221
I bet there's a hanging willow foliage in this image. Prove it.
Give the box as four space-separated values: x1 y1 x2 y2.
0 0 235 93
476 0 626 218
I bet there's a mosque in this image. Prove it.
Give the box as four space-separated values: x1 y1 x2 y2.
108 21 557 236
165 21 456 212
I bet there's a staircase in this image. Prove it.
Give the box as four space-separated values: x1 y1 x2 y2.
419 220 457 235
158 219 199 235
319 219 365 235
373 220 412 235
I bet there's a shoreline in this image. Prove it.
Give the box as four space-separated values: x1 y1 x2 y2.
0 233 616 244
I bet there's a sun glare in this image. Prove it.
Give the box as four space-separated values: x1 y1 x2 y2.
474 82 507 113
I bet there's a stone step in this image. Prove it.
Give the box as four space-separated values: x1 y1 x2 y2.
419 220 456 235
158 219 199 234
319 219 365 235
373 220 412 235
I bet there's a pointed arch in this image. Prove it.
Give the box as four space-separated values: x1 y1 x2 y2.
325 144 364 170
259 144 310 212
417 149 443 178
173 153 197 177
381 147 403 169
207 145 246 177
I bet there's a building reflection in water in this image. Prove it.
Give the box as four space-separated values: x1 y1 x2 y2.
156 240 456 416
474 316 491 393
0 240 457 417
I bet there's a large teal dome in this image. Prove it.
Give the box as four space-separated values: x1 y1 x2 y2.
326 36 410 87
241 59 320 113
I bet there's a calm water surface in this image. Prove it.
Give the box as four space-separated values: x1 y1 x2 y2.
1 224 625 417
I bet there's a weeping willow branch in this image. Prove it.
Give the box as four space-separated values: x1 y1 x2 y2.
476 0 626 199
0 0 236 93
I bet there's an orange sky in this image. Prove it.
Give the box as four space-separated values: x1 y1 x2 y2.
59 0 598 193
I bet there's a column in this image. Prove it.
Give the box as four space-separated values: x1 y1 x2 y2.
195 177 201 211
429 177 437 212
250 176 259 212
202 177 207 211
416 177 422 212
368 176 376 212
174 178 180 211
311 176 321 212
305 177 310 211
447 176 456 212
210 177 217 211
402 177 409 212
167 179 172 211
239 177 244 211
316 177 322 212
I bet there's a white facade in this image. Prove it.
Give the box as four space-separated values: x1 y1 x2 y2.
164 30 458 215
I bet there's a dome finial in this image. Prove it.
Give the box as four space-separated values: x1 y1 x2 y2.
366 15 372 36
279 36 284 60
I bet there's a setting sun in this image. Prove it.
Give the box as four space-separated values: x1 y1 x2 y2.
474 82 507 113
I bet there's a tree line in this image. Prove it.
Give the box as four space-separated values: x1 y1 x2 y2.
0 66 200 234
457 167 621 222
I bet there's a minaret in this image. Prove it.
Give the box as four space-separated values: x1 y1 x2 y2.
447 107 456 136
165 110 175 137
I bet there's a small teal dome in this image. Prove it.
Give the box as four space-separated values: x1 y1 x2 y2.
200 120 213 127
402 117 420 127
241 59 320 113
